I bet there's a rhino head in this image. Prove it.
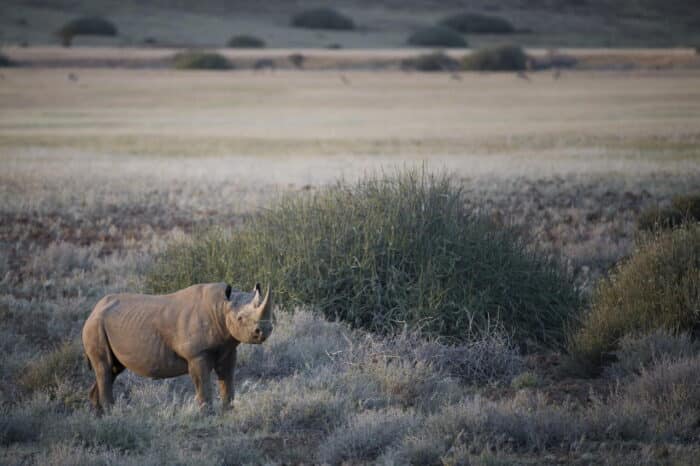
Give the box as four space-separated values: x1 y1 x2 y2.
224 283 274 344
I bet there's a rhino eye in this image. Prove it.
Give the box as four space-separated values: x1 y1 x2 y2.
237 315 243 322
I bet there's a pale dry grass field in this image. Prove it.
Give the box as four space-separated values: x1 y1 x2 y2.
1 67 700 464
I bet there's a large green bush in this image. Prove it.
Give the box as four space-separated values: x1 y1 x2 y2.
147 170 580 347
407 26 467 48
439 12 515 34
569 225 700 374
291 8 355 30
172 51 232 70
464 44 528 71
57 16 117 47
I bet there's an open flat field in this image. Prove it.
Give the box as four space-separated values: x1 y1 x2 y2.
1 66 700 464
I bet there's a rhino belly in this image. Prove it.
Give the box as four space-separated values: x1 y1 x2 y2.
104 322 189 379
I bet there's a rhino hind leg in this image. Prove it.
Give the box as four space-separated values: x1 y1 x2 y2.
84 323 125 414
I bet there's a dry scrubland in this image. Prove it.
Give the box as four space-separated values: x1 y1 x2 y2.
1 67 700 464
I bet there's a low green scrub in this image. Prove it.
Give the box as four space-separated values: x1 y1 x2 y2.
57 16 117 47
147 169 580 347
400 52 460 72
172 51 232 70
407 26 467 48
569 225 700 374
291 8 355 30
638 194 700 231
18 339 87 394
227 35 266 48
439 12 515 34
464 44 528 71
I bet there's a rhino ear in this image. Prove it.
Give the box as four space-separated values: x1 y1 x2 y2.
225 284 232 300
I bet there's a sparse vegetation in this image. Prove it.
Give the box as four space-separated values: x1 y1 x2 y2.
440 12 516 34
172 51 232 70
569 225 700 374
57 16 117 47
407 26 467 48
147 169 581 348
227 34 266 48
464 44 528 71
401 51 460 71
291 8 355 30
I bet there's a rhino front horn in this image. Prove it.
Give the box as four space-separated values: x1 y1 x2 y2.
257 286 272 319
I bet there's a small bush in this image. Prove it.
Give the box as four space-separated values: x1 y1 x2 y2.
569 225 700 374
400 51 460 72
172 51 232 70
605 330 698 378
60 412 152 452
615 355 700 439
318 409 417 464
227 35 265 48
407 26 467 48
291 8 355 30
147 169 580 348
0 408 39 445
440 12 515 34
0 53 14 67
638 193 700 231
464 44 528 71
18 339 86 394
57 16 117 47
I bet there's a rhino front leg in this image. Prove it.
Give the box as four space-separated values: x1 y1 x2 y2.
188 356 213 412
214 348 237 411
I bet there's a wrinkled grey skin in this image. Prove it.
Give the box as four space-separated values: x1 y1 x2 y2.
82 282 273 414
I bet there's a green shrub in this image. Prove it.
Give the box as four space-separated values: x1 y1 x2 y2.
18 339 86 394
440 12 515 34
291 8 355 30
400 52 460 71
638 193 700 231
407 26 467 48
147 169 580 347
172 51 232 70
57 16 117 47
569 225 700 374
464 44 528 71
227 34 266 48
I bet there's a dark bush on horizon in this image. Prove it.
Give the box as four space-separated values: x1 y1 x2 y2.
227 35 266 48
440 12 515 34
401 52 460 71
407 26 467 48
147 169 580 348
291 8 355 30
57 16 117 47
172 51 232 70
464 44 528 71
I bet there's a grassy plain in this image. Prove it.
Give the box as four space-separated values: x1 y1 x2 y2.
1 66 700 463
